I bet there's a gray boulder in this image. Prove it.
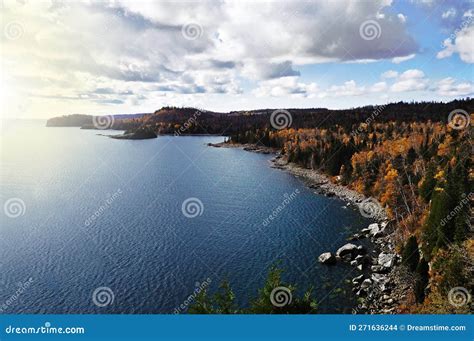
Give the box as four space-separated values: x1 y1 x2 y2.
378 252 396 268
336 243 358 259
318 252 336 265
360 279 373 290
352 274 364 284
367 223 380 235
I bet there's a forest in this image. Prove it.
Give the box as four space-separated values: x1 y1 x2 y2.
224 105 473 314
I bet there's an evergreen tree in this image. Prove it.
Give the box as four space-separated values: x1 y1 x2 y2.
402 235 420 272
248 266 317 314
414 258 429 303
422 188 451 258
419 162 436 203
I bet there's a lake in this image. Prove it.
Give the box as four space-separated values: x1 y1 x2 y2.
0 120 372 313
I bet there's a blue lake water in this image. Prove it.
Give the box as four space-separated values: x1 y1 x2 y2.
1 120 372 313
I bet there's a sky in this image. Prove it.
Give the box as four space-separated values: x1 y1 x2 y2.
1 0 473 118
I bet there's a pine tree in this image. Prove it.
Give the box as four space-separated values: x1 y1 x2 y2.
419 162 436 203
402 235 420 272
414 258 429 303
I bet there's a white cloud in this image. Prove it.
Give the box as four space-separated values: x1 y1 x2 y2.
442 8 456 19
435 77 474 96
437 25 474 63
370 82 388 92
390 69 428 92
252 77 318 98
392 53 416 64
327 80 365 97
381 70 399 79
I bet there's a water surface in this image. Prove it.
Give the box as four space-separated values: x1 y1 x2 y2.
1 120 372 313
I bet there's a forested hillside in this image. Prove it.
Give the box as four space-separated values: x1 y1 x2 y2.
227 111 473 313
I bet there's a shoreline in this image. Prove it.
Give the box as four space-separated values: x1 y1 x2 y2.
209 141 404 314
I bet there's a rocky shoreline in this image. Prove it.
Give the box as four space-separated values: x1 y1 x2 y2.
209 142 405 314
271 156 403 314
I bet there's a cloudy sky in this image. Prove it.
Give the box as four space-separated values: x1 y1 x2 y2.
1 0 473 118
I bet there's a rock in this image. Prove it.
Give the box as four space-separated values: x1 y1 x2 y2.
318 252 336 265
355 255 370 265
371 265 388 273
360 279 373 290
356 265 363 271
378 252 396 268
373 230 385 238
367 223 380 235
356 245 367 255
348 233 366 241
336 243 358 259
352 274 364 284
371 273 388 285
350 260 358 266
